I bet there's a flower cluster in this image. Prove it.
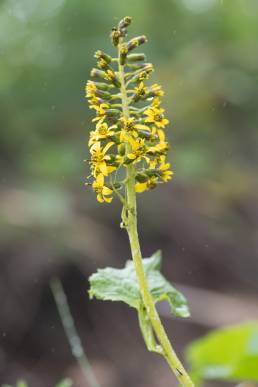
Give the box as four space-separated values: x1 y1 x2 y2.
86 16 173 203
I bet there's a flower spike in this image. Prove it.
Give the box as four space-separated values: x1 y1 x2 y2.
85 17 173 203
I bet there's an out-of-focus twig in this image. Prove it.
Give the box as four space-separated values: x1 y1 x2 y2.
50 277 100 387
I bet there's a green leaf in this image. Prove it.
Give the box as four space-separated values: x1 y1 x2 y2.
186 322 258 384
54 378 73 387
17 382 28 387
89 250 189 318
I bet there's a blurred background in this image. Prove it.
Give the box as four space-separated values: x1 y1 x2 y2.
0 0 258 386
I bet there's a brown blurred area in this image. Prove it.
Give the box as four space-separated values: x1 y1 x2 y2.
0 0 258 386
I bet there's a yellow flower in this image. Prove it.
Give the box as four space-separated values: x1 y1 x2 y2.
85 80 97 98
135 176 158 193
147 129 169 155
104 69 116 82
150 84 164 97
97 58 109 70
151 97 161 108
92 174 113 203
89 96 101 106
89 122 116 146
90 141 115 176
144 100 169 129
126 137 149 162
159 163 173 182
85 18 173 203
90 103 109 122
135 82 147 98
119 117 150 141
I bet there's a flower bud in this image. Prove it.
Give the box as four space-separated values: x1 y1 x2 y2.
110 28 121 46
135 172 149 183
112 182 123 190
138 130 153 139
90 68 106 80
118 143 126 156
127 53 146 62
118 16 132 31
106 108 121 117
93 82 114 91
127 63 148 71
97 59 112 71
104 69 121 87
127 36 147 51
119 44 129 65
94 50 112 63
95 89 111 100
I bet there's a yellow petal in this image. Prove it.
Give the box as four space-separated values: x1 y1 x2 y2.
103 141 114 154
158 129 165 141
99 162 108 175
102 186 113 195
90 141 101 153
107 166 117 174
134 124 151 131
97 194 104 203
96 174 104 186
160 163 170 171
135 182 147 193
104 196 113 203
127 153 136 160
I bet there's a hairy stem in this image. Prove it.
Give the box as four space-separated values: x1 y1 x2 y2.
118 42 194 387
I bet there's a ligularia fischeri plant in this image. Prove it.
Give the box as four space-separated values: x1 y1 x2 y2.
86 17 195 387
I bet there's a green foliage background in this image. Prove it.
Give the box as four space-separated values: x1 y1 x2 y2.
1 0 257 191
1 0 258 386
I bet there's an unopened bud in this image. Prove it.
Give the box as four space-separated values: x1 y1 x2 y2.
95 89 111 100
118 16 132 31
94 50 112 63
119 44 129 65
90 68 106 80
110 29 121 46
106 108 121 117
135 173 149 183
127 35 147 51
127 53 146 62
118 144 125 156
93 82 114 91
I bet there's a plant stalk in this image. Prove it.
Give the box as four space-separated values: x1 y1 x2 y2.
118 42 194 387
50 277 100 387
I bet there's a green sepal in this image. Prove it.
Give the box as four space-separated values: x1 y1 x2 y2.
135 172 149 183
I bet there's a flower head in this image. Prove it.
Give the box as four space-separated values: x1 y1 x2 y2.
144 99 169 129
92 174 113 203
85 17 173 203
90 141 115 177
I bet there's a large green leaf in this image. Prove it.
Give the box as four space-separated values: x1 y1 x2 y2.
186 322 258 384
2 382 28 387
89 250 189 318
54 379 73 387
1 379 73 387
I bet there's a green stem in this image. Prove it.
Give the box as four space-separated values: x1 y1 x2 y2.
118 42 194 387
50 277 100 387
